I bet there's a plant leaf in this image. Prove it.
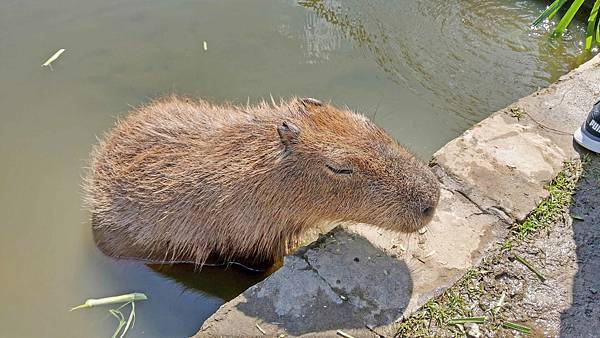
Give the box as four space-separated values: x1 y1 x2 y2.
533 0 569 26
553 0 586 37
503 322 532 334
597 6 600 42
586 0 600 49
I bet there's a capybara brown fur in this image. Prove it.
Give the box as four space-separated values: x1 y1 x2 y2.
85 96 440 266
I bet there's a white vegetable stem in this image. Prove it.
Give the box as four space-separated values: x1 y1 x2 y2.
70 293 148 311
41 48 66 69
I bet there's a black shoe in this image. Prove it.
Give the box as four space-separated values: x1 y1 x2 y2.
574 100 600 153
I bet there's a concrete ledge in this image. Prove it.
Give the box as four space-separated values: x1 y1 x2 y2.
195 54 600 337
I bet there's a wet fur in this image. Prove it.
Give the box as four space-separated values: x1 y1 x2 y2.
84 96 439 266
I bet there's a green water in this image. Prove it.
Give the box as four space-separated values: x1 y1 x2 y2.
0 0 592 337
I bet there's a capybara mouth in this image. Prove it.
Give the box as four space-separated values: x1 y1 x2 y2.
403 213 436 233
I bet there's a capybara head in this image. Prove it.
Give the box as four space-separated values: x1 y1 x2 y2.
270 98 440 233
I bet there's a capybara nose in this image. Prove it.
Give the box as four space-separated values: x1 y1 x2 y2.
422 206 435 218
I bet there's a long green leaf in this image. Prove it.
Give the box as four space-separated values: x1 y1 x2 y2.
548 0 569 20
503 322 532 334
533 0 569 26
597 5 600 43
553 0 586 37
448 316 487 325
586 0 600 49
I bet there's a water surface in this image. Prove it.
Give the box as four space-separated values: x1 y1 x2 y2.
0 0 592 337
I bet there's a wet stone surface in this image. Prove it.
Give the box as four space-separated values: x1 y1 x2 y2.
199 229 412 336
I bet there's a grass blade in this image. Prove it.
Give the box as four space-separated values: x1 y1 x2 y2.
533 0 568 26
492 291 506 315
503 322 531 334
585 0 600 49
514 255 546 282
447 316 487 325
553 0 586 37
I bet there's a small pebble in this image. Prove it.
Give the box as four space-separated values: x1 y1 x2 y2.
466 323 481 338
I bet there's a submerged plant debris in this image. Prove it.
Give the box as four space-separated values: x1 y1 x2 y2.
71 293 147 338
70 293 147 311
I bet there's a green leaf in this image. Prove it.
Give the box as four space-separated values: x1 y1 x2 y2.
553 0 586 37
548 0 569 20
448 316 487 325
533 0 569 26
597 9 600 43
586 0 600 49
503 322 532 334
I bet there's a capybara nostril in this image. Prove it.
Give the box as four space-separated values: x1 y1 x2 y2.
422 206 435 218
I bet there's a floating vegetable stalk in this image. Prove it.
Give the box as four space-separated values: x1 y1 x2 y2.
41 48 66 69
71 293 146 338
70 293 147 311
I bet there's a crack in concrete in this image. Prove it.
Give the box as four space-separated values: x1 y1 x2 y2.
433 163 513 223
297 250 347 300
296 248 384 318
454 188 512 223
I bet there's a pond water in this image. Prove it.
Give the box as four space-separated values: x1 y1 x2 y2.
0 0 593 337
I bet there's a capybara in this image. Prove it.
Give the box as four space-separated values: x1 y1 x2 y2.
85 96 440 266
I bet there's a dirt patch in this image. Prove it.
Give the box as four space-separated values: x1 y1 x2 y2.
396 153 600 337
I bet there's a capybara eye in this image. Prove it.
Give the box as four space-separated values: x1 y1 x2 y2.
325 163 353 176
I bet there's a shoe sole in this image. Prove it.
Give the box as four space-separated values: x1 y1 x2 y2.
574 126 600 153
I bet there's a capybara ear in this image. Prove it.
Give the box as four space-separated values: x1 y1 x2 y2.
277 121 300 149
300 97 324 107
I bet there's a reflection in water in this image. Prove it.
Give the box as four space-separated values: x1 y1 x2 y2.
300 0 400 76
302 0 343 63
148 264 270 301
300 0 595 122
